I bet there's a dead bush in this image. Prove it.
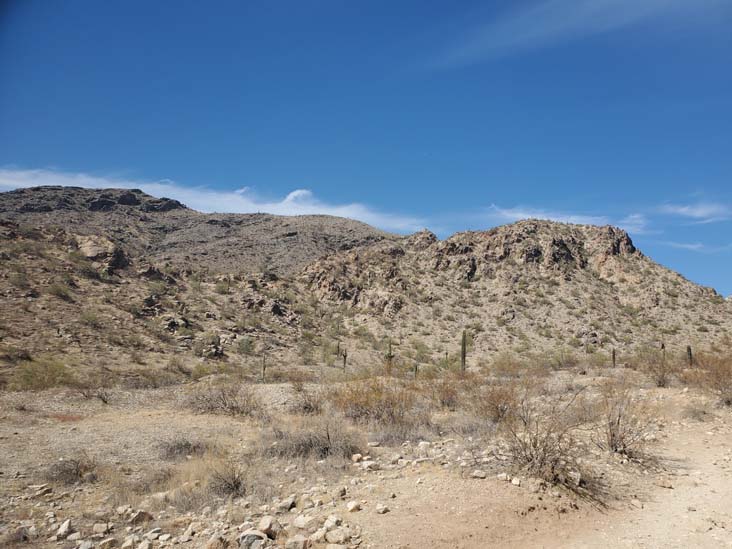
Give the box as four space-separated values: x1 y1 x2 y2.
593 378 654 458
504 385 600 499
490 352 524 378
264 417 363 460
427 376 462 411
159 437 210 460
208 460 247 497
328 379 432 444
44 453 97 485
697 353 732 406
186 384 263 417
471 382 518 424
631 347 678 388
289 382 322 415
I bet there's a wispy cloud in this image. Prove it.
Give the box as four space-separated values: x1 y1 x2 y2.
659 202 731 224
484 205 650 234
0 168 425 233
658 240 732 253
435 0 727 66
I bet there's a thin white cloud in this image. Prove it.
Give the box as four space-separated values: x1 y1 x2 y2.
617 213 650 234
435 0 727 66
661 241 707 251
483 205 651 234
486 204 609 226
0 168 425 233
659 202 731 223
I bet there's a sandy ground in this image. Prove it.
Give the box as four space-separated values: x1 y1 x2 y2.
1 385 731 548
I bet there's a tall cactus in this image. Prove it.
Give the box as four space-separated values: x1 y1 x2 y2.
461 330 467 372
385 338 394 375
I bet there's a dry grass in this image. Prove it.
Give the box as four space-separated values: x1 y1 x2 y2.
471 381 518 424
289 381 323 415
185 383 264 418
159 436 210 460
696 353 732 406
263 416 363 460
327 378 432 444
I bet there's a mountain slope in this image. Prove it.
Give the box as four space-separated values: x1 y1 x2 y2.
0 186 729 387
0 186 397 275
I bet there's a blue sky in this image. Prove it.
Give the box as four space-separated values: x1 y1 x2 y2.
1 0 731 295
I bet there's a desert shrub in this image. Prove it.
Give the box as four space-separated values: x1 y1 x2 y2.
80 310 102 329
428 376 462 411
236 336 255 356
471 382 518 424
0 344 32 363
696 353 732 405
593 379 654 458
289 382 322 415
264 417 362 460
631 347 678 388
504 384 599 498
159 437 209 460
44 453 97 485
186 384 263 417
73 380 112 404
328 379 432 443
47 282 74 302
214 280 231 295
208 460 246 497
490 352 525 378
166 355 192 377
10 358 72 390
549 347 580 370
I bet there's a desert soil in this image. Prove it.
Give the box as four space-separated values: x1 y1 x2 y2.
1 384 730 548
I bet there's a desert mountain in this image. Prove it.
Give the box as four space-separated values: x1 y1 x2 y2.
1 186 729 385
0 186 396 275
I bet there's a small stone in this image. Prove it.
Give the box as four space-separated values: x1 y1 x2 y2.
257 515 282 539
79 541 93 549
67 532 82 541
496 473 510 482
376 504 390 514
346 500 361 512
56 519 73 539
471 470 487 479
351 454 363 463
292 514 317 531
93 523 111 534
99 538 118 548
511 477 522 487
204 534 227 549
285 534 311 549
238 529 268 549
325 528 348 544
128 510 153 524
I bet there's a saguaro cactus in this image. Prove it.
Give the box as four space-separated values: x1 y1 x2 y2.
385 339 394 375
461 330 467 372
342 348 348 371
687 345 693 367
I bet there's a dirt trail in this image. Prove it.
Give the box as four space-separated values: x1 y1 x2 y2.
349 411 732 548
